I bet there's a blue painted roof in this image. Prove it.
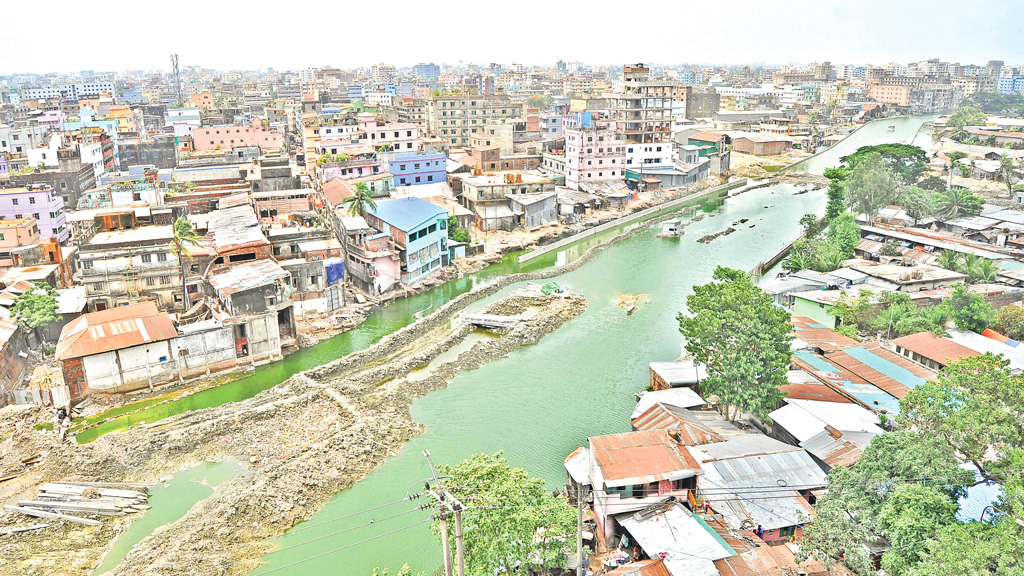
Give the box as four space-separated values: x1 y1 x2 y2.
844 346 927 390
368 197 447 232
957 463 1003 522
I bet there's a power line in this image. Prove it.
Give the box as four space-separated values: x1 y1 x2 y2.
284 495 419 535
250 518 433 576
263 506 426 556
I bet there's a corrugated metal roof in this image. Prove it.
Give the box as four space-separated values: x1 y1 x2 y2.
631 388 705 419
617 503 733 576
691 442 827 530
589 430 702 488
800 427 875 469
208 259 289 295
55 301 177 360
207 204 269 253
368 197 448 232
769 399 883 443
631 404 723 446
649 361 707 386
893 331 982 366
603 559 672 576
563 446 590 484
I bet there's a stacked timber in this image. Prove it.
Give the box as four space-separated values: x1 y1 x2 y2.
2 481 150 528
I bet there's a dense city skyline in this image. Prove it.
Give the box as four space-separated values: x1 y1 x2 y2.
3 0 1023 74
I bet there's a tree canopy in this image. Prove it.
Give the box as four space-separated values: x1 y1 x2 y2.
947 282 993 332
439 452 575 576
947 105 988 133
845 152 901 221
840 144 928 185
801 354 1024 576
678 267 791 420
11 282 60 341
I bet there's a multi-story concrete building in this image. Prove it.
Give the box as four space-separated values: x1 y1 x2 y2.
868 83 912 107
613 64 675 171
469 123 514 156
396 98 429 130
427 95 522 147
951 76 996 98
365 197 450 285
0 185 69 243
191 118 284 152
23 82 115 101
998 76 1024 95
0 218 40 270
460 172 558 232
387 150 446 188
413 63 441 81
563 112 624 190
353 113 418 152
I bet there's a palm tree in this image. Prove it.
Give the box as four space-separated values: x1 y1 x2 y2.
934 189 977 219
970 259 999 284
935 250 963 273
169 216 202 311
782 251 810 272
960 253 982 282
342 182 378 216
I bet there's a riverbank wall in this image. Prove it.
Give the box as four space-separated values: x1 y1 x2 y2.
517 178 749 264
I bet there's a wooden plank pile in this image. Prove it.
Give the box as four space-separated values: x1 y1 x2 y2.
0 453 44 484
3 481 150 528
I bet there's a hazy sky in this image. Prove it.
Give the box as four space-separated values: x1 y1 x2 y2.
3 0 1022 75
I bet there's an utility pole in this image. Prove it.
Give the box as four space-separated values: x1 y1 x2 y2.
424 450 466 576
576 484 586 576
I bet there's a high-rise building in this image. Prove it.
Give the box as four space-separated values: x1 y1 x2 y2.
612 64 675 172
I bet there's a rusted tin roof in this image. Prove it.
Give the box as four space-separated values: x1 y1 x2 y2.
631 404 723 446
589 429 702 488
55 301 177 360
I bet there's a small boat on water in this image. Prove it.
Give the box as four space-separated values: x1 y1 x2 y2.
887 125 896 132
657 218 684 238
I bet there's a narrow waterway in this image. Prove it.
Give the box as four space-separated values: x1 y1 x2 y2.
251 115 936 576
251 182 826 576
93 461 243 576
787 115 938 174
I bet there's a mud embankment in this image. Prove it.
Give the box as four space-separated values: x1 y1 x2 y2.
0 293 586 576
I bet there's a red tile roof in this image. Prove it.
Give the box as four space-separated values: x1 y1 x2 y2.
892 332 982 366
55 301 177 360
589 430 702 486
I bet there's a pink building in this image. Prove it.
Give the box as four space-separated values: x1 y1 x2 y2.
563 111 625 190
191 118 284 152
354 113 419 152
316 142 386 184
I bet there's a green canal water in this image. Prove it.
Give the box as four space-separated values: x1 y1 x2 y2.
251 182 827 576
97 116 932 574
92 461 243 576
786 114 938 175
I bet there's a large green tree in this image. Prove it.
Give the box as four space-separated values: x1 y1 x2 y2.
826 212 861 258
877 484 958 576
901 354 1023 479
947 105 988 138
845 152 901 222
898 186 939 224
992 305 1024 341
439 452 575 576
677 266 791 420
823 166 850 223
841 144 928 185
11 282 60 347
997 154 1023 197
947 282 993 332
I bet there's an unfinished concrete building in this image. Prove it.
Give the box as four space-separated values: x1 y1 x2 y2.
613 64 676 175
